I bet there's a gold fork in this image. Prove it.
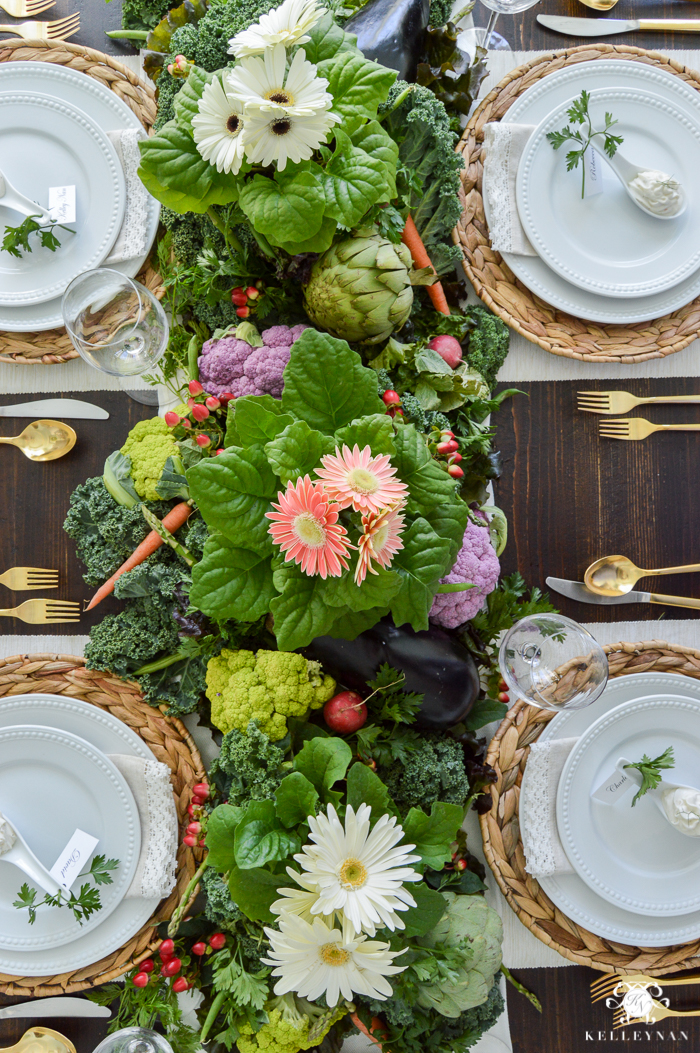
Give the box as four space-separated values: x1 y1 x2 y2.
0 0 54 15
599 417 700 441
0 599 79 624
613 998 700 1029
0 13 79 39
0 567 57 592
591 972 700 1003
579 390 700 415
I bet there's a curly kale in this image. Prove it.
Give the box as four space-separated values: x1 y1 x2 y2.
399 392 452 435
121 0 172 32
183 517 210 562
464 306 510 390
160 207 224 267
193 0 278 71
202 867 243 931
153 70 184 132
429 0 453 25
211 721 286 806
84 595 180 679
169 21 199 58
379 734 470 815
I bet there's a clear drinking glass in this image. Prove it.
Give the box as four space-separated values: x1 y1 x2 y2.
458 0 541 56
92 1028 174 1053
499 613 609 712
62 269 168 405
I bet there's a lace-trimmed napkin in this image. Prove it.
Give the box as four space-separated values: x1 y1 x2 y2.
481 122 537 257
110 755 178 900
520 737 578 878
105 128 152 265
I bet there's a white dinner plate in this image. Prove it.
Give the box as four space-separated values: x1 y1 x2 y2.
0 724 140 951
533 672 700 946
557 695 700 917
0 697 160 976
492 59 700 324
0 93 125 306
516 88 700 299
0 63 160 332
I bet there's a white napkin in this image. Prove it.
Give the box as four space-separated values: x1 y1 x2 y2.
481 122 537 256
105 128 152 265
520 737 577 878
110 754 179 900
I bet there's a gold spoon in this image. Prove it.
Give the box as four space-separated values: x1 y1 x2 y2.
578 0 618 11
584 554 700 597
0 419 76 462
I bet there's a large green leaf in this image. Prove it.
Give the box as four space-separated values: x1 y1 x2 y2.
351 121 398 197
402 802 465 871
334 414 396 457
401 883 448 938
346 761 397 821
321 128 393 228
318 51 397 134
138 121 240 213
204 803 244 872
274 772 319 828
275 214 337 256
234 800 301 870
238 167 325 248
390 517 452 631
302 13 358 62
228 395 295 448
190 536 275 621
323 562 402 613
269 561 338 650
265 421 335 487
187 445 276 553
294 736 353 794
228 865 280 922
174 64 214 132
281 329 385 433
325 605 389 639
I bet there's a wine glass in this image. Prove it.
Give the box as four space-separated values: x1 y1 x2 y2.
62 269 168 407
499 613 609 712
458 0 541 57
92 1029 174 1053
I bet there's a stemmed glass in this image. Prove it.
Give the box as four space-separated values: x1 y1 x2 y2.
458 0 541 56
62 269 168 406
92 1029 174 1053
499 613 609 712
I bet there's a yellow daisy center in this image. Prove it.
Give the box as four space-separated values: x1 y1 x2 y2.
265 88 294 106
339 857 368 889
226 114 242 136
371 521 390 554
320 942 351 966
293 512 327 549
346 467 380 495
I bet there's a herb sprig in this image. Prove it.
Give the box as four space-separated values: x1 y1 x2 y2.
1 213 75 258
13 854 119 925
546 89 624 198
624 747 675 807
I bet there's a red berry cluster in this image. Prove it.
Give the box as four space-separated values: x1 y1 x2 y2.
184 782 209 848
497 678 510 706
130 932 227 993
381 389 403 419
429 427 463 479
230 283 262 319
165 381 230 454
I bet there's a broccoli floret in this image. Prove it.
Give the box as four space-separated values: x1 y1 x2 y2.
212 721 286 806
464 306 510 390
201 867 243 932
379 734 470 815
170 22 199 59
429 0 453 25
84 594 180 678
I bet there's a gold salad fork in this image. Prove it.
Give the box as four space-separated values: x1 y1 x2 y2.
599 418 700 441
0 567 57 591
613 998 700 1029
0 13 79 39
0 599 79 624
0 0 54 16
591 972 700 1002
579 390 700 415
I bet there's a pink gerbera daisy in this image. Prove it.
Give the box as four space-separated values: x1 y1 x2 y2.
316 444 408 515
355 503 406 585
266 475 353 578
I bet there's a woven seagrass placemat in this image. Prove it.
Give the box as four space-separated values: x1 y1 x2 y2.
480 640 700 975
0 653 205 996
0 40 162 366
453 45 700 364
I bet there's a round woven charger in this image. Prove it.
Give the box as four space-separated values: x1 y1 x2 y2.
454 45 700 363
0 40 163 365
0 653 205 996
480 640 700 975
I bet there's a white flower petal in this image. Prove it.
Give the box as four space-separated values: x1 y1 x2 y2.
228 0 326 57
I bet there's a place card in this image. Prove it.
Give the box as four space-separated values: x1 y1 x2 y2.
48 185 76 225
583 148 604 199
591 766 635 804
50 829 99 890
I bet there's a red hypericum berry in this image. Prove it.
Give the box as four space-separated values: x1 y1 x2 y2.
455 859 468 872
209 933 227 950
198 838 206 847
195 434 211 448
167 63 175 75
236 306 250 319
180 419 191 429
164 411 180 427
447 464 464 479
440 429 454 440
132 972 149 988
187 821 201 834
172 977 190 993
381 389 401 406
386 406 404 418
161 957 182 977
205 396 220 410
191 941 207 956
192 794 206 806
187 397 196 409
159 939 175 960
499 679 508 691
498 691 510 704
188 380 204 396
194 783 210 798
140 959 155 973
437 439 459 455
245 286 259 300
230 287 248 307
192 403 209 422
183 833 197 847
365 758 377 771
218 392 235 406
448 452 463 464
187 803 201 818
215 448 226 456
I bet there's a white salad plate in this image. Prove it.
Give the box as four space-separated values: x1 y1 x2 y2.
517 88 700 299
0 696 160 976
0 92 125 307
531 673 700 946
491 59 700 324
557 695 700 917
0 63 160 332
0 724 140 952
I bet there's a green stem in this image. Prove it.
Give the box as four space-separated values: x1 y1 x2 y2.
200 988 228 1044
167 858 208 938
105 29 148 39
141 506 195 566
134 648 190 676
501 965 542 1013
186 332 200 383
206 207 243 253
381 84 413 120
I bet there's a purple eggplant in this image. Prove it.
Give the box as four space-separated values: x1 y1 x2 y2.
345 0 430 82
305 617 479 729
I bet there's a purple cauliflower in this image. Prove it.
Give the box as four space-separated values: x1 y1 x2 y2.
198 324 309 398
430 514 500 628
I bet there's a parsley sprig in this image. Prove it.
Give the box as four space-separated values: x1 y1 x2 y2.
1 213 75 258
13 854 119 925
624 747 675 807
546 89 624 198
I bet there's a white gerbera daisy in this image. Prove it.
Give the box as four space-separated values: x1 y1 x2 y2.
192 76 246 174
270 868 321 922
262 912 406 1006
227 44 333 117
228 0 326 58
294 803 422 936
242 105 338 171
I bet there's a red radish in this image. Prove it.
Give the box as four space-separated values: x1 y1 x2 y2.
188 380 204 396
161 957 182 977
164 412 180 427
191 941 207 956
132 972 149 988
230 287 247 306
209 933 227 950
382 390 401 406
172 977 190 993
140 959 155 973
194 783 210 798
159 939 175 959
428 335 462 369
323 691 367 733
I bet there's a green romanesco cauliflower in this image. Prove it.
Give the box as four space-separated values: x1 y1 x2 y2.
236 994 349 1053
206 649 335 741
120 417 178 502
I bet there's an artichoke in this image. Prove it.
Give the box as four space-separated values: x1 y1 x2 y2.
303 234 416 344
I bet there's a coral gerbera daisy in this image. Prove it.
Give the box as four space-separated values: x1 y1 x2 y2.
355 503 406 586
266 474 353 578
316 445 408 515
191 75 246 174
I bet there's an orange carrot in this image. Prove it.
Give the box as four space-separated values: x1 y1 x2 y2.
86 501 192 610
350 1012 389 1051
401 214 450 316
